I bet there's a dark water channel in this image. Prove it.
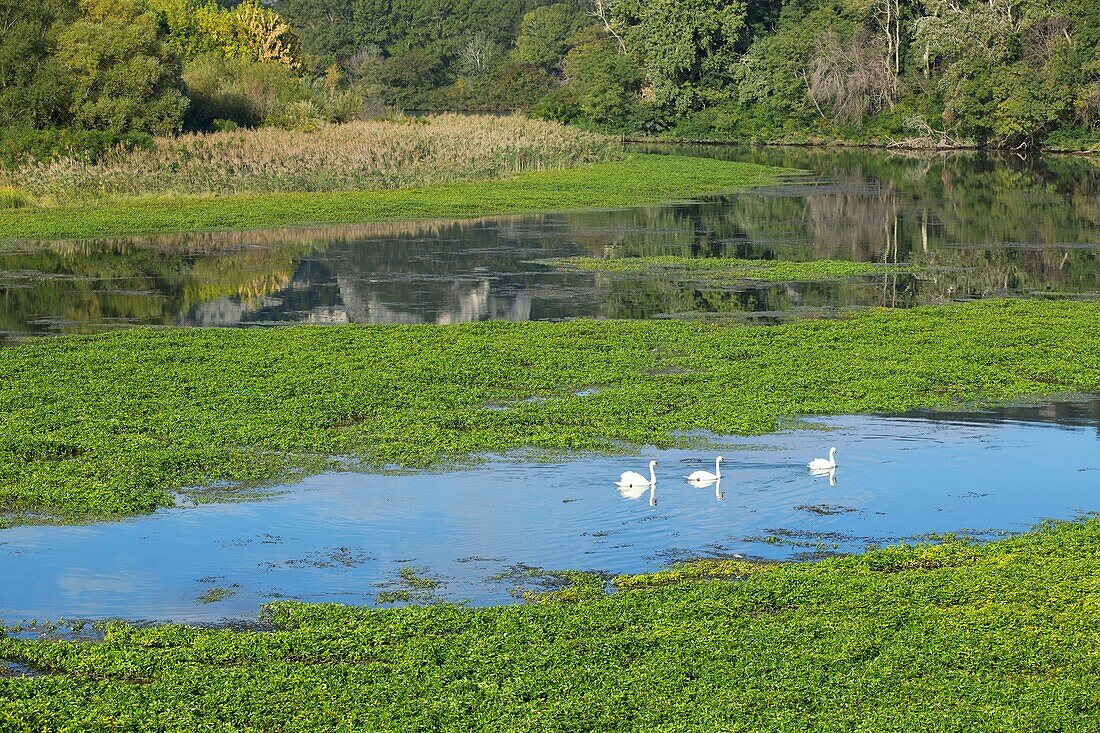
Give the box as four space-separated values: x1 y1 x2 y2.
1 400 1096 624
2 147 1098 341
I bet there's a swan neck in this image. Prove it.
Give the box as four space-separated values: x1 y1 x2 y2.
715 457 722 478
649 463 656 484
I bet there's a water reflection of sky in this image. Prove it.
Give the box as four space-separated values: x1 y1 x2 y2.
2 147 1099 340
1 400 1096 625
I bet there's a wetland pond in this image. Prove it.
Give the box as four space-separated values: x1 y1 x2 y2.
1 399 1097 624
1 147 1098 627
1 147 1098 340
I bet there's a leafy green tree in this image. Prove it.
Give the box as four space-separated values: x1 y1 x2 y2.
53 0 188 135
0 0 76 128
629 0 748 112
377 47 446 108
183 55 303 128
514 4 580 71
552 30 642 128
150 0 302 68
222 0 302 67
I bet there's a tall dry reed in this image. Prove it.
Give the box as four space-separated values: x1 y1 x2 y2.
5 115 619 205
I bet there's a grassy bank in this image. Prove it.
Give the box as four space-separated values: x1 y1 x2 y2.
1 517 1098 730
536 256 914 283
1 299 1097 524
0 154 787 241
4 116 616 204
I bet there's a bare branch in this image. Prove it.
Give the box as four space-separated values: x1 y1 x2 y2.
587 0 627 55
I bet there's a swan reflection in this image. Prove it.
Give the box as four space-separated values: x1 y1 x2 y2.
810 467 838 486
616 482 658 506
686 474 724 501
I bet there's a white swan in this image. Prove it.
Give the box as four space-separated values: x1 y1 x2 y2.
616 460 658 489
685 456 723 484
808 447 837 472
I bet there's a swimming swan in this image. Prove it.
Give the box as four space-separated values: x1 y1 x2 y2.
686 456 723 484
616 460 658 489
808 447 837 472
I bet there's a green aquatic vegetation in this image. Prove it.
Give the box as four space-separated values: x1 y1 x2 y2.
794 503 858 516
515 570 608 605
375 566 445 605
196 587 237 604
374 590 412 604
0 299 1097 524
397 566 441 591
0 155 788 241
612 558 777 590
1 518 1098 730
535 255 914 284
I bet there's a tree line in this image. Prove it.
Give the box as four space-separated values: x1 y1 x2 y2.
275 0 1100 148
3 0 1099 157
1 0 350 162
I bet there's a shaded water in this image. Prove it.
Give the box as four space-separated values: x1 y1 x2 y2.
2 148 1098 340
1 400 1096 624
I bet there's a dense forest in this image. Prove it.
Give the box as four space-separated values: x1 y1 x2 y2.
3 0 1100 155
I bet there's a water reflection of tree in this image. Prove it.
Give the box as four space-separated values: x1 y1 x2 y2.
0 237 323 338
591 272 928 320
3 149 1098 335
604 146 1100 302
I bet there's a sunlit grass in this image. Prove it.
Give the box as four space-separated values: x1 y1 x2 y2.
3 115 617 203
0 155 788 240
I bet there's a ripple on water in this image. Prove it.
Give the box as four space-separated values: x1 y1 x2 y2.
0 399 1097 623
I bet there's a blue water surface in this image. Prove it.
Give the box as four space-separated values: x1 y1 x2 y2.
0 400 1096 624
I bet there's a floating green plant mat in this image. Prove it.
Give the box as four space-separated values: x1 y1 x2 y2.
534 255 915 284
0 299 1097 524
1 518 1098 730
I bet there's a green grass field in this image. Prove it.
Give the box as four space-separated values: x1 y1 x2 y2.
2 299 1097 524
2 517 1097 730
0 155 789 241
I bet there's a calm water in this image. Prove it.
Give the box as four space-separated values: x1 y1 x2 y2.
3 149 1098 626
2 148 1098 340
1 400 1096 624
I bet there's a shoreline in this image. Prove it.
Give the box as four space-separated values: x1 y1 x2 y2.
0 155 787 242
1 513 1097 728
629 135 1100 156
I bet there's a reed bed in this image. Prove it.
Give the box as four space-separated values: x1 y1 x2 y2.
3 115 619 205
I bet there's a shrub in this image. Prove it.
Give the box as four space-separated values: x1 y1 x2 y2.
264 100 325 132
183 55 303 130
0 186 32 209
0 127 154 167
